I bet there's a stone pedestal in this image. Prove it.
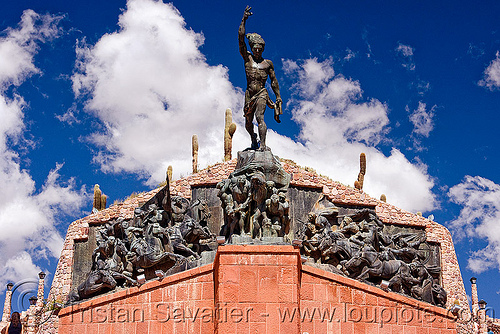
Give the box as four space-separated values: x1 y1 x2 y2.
1 285 13 323
229 235 288 245
232 150 290 190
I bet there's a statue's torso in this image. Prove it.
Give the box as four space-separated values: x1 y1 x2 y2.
245 55 270 96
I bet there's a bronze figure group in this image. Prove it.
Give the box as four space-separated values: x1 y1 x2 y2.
70 186 216 301
298 208 447 307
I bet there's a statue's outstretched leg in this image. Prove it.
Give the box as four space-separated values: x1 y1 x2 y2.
251 134 259 150
245 113 259 150
255 100 267 151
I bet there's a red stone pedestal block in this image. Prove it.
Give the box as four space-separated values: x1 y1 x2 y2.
58 245 459 334
215 245 301 334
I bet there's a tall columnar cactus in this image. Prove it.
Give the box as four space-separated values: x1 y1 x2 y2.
354 153 366 190
100 194 107 210
192 134 199 173
93 184 107 211
224 108 237 161
167 165 173 182
93 184 102 211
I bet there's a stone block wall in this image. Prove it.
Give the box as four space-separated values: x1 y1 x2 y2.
215 245 301 333
57 245 460 334
58 264 215 334
300 265 458 334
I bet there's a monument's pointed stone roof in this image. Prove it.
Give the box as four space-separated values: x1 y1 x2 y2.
169 158 432 229
81 157 435 230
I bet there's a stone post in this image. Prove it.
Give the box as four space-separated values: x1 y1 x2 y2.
478 299 488 334
478 309 488 333
36 272 45 309
470 277 479 317
34 272 46 331
470 277 480 333
25 297 37 334
1 283 14 323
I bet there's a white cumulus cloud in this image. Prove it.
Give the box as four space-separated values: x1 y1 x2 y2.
0 10 86 290
479 51 500 90
72 0 243 184
267 58 436 212
448 175 500 273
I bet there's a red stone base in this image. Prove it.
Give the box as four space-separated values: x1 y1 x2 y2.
58 245 458 334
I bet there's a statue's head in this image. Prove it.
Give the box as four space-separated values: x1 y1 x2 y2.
250 171 266 188
237 175 246 186
246 33 265 57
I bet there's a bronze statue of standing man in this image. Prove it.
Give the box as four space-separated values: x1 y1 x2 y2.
239 6 283 151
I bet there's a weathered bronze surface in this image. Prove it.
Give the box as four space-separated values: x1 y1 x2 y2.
239 6 282 151
296 201 446 307
218 149 291 241
69 180 216 302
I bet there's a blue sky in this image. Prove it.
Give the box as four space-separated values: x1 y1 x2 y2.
1 0 499 314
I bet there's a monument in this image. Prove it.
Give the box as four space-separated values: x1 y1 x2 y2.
4 6 479 334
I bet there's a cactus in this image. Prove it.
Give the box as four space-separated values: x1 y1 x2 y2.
355 153 366 190
380 194 387 202
360 152 366 174
224 108 237 161
92 184 107 211
100 194 107 210
167 165 173 182
192 134 198 173
93 184 101 211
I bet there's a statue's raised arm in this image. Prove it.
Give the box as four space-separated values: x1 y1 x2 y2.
239 6 252 61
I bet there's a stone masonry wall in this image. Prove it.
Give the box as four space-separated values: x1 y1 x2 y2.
57 245 460 334
58 264 215 334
